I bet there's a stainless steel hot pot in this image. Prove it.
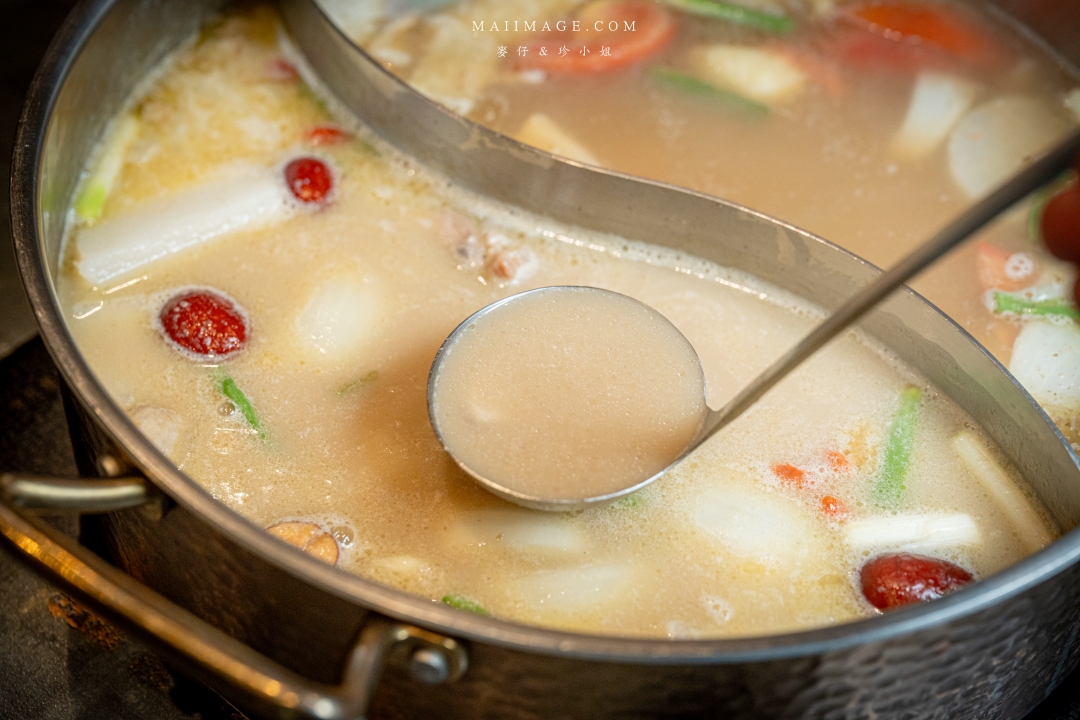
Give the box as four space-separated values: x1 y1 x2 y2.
5 1 1080 718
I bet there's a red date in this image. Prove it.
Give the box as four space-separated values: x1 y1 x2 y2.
861 553 973 610
285 157 334 206
159 289 247 359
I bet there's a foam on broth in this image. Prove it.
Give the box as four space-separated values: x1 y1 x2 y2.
57 7 1056 638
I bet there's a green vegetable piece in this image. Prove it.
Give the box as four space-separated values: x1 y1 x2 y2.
649 67 769 117
338 370 379 397
614 493 643 508
994 292 1080 321
74 114 140 223
873 387 922 507
74 185 110 223
218 375 267 440
441 594 489 615
660 0 794 33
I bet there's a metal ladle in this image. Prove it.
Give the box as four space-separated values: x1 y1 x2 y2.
427 130 1080 511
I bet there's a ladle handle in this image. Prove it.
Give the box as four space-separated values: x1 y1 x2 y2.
0 474 467 720
700 129 1080 442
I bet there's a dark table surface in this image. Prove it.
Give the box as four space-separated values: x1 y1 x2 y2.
2 2 1080 718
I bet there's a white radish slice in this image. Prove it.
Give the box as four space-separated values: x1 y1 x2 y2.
516 113 600 166
690 44 806 104
952 431 1052 552
891 72 978 160
76 163 295 284
844 513 981 551
512 564 633 612
448 510 584 552
128 405 182 458
295 274 379 360
693 486 814 564
948 96 1070 198
1008 320 1080 410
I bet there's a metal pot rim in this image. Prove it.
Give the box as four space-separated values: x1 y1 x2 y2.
11 0 1080 666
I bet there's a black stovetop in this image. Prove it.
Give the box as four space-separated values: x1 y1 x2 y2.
1 2 1079 717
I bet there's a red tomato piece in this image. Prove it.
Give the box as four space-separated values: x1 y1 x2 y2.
820 495 848 518
517 1 676 74
845 2 1004 69
159 290 247 358
285 157 334 206
974 242 1038 292
825 450 850 473
305 126 349 146
836 29 949 74
860 553 973 610
1042 177 1080 265
772 463 806 488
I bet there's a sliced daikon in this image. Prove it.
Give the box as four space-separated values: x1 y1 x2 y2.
515 113 600 166
295 274 379 360
512 564 633 612
74 114 141 223
844 513 981 551
128 405 182 458
952 431 1052 552
1008 320 1080 410
76 163 295 284
891 72 978 160
448 509 584 552
693 485 814 564
689 44 806 104
948 96 1069 198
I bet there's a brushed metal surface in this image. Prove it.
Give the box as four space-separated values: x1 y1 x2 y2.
7 0 1080 718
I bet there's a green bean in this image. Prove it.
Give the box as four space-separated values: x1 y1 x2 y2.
660 0 794 32
994 292 1079 321
441 594 489 615
649 67 769 117
873 387 922 507
218 375 267 441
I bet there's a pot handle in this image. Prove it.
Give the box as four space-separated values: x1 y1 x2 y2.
0 473 467 720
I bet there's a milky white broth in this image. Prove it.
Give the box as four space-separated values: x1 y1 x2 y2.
57 7 1055 638
430 287 707 501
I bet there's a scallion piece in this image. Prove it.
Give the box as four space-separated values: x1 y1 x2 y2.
873 387 922 507
649 67 769 117
442 594 489 615
338 370 379 397
660 0 794 33
994 292 1079 321
218 375 267 441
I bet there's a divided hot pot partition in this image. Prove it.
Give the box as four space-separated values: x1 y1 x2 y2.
6 1 1080 718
